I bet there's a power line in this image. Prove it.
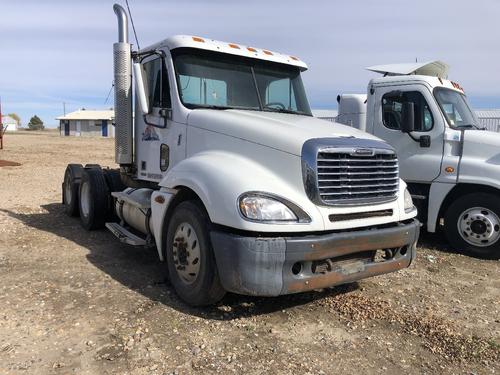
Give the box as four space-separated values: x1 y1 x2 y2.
125 0 140 49
104 81 114 105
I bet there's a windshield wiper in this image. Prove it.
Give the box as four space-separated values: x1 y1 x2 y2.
263 107 309 116
459 124 486 130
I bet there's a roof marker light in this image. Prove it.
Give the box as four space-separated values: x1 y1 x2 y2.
228 43 240 49
263 50 273 55
290 56 299 61
247 47 257 52
192 36 205 43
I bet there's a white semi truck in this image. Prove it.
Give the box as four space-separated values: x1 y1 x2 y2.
336 61 499 258
61 4 419 306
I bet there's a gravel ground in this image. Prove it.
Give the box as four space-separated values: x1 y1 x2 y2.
0 131 498 374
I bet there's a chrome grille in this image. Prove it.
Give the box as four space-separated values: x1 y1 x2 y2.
316 149 399 205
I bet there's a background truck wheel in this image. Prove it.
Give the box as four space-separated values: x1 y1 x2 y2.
63 164 83 217
166 201 226 306
444 193 500 259
79 168 109 230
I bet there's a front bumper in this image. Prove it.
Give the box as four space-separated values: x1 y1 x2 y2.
211 219 419 296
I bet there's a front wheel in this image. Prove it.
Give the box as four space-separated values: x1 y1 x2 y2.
444 193 500 259
166 201 225 306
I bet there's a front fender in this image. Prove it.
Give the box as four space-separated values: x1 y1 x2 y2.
158 150 325 232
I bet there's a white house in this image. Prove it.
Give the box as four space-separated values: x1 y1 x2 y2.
56 109 115 137
1 115 19 131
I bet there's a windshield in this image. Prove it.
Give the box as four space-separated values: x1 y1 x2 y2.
172 48 312 116
434 87 480 128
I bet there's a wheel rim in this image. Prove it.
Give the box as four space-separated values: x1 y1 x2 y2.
458 207 500 247
64 174 72 204
80 181 91 218
172 222 201 284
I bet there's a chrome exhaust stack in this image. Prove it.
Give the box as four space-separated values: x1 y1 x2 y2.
113 4 133 165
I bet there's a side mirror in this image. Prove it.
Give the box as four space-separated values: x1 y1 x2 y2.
401 102 415 133
133 63 149 115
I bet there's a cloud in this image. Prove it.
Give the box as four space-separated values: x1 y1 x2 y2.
1 0 499 125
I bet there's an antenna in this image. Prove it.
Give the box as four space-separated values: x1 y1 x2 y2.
125 0 140 49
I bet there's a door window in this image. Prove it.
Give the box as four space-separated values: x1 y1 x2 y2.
382 91 433 131
143 58 171 109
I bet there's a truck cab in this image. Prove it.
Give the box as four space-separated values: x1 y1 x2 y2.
337 61 500 258
62 4 419 306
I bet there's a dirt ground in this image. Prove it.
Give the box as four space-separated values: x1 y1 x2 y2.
0 131 498 375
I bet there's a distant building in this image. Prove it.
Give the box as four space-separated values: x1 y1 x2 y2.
476 110 500 132
57 109 114 137
1 115 19 131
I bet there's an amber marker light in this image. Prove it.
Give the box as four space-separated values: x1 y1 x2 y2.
154 195 165 204
290 56 299 61
247 47 257 52
228 43 240 49
192 36 205 43
263 50 273 55
445 166 455 173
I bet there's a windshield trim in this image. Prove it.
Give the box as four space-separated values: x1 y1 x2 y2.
171 47 312 117
433 87 479 130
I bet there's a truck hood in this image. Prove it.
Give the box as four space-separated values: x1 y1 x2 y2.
463 130 500 163
187 109 382 156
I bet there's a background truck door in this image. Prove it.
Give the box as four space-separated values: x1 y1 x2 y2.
372 84 444 182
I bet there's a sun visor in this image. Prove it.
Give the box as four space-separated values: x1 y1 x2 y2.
366 61 449 79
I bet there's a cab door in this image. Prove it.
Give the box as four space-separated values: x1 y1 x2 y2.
372 84 445 182
135 54 186 182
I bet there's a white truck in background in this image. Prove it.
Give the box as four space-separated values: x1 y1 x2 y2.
61 4 419 306
336 61 500 258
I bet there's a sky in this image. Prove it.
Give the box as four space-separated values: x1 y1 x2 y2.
1 0 500 127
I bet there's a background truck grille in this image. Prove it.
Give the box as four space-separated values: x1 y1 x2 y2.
316 150 399 205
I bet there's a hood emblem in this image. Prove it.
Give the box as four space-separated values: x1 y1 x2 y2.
352 148 375 156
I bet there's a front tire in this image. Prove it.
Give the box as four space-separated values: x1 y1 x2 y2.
444 193 500 259
166 201 225 306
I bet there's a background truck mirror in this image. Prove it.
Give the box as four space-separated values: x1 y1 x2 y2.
401 102 415 133
133 63 149 114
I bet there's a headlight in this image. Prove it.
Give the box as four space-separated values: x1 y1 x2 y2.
239 193 311 223
404 188 415 213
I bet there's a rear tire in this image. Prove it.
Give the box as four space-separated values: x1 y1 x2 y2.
166 201 226 306
79 168 109 230
63 164 83 217
444 193 500 259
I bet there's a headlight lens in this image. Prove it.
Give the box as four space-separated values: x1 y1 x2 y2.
238 193 312 223
240 195 297 221
404 188 415 212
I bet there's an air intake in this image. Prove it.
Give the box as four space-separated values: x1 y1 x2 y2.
113 4 133 165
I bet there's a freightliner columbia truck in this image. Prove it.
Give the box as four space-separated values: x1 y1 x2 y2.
336 61 499 259
61 4 419 306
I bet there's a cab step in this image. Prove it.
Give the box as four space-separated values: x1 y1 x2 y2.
105 222 151 247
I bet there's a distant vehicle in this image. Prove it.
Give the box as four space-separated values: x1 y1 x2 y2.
336 61 499 258
61 4 419 306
